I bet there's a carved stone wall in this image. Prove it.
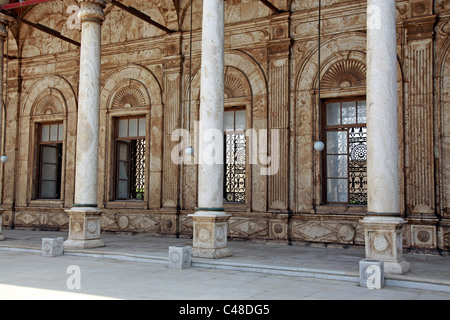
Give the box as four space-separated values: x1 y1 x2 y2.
1 0 449 252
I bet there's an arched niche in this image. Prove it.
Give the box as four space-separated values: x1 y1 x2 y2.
99 64 163 206
293 32 405 213
18 75 78 208
183 50 268 212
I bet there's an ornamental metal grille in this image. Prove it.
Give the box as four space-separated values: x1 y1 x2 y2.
348 127 367 205
224 133 246 203
131 139 146 199
324 99 367 205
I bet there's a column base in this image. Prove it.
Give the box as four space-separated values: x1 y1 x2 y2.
360 215 410 274
384 259 411 274
63 239 105 249
64 207 105 249
189 211 232 259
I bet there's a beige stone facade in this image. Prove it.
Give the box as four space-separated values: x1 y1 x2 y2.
0 0 449 253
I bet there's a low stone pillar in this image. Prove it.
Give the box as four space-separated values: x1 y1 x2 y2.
0 209 5 241
64 208 104 249
42 237 64 257
169 246 192 269
359 259 384 289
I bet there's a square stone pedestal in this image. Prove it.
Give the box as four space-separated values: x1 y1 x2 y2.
0 209 5 241
360 216 410 274
359 259 384 289
64 207 105 249
42 237 64 257
189 212 232 259
169 246 192 269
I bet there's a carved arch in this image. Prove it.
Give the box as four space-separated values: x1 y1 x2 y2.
22 75 77 117
101 64 162 109
293 32 405 213
18 74 77 208
32 88 67 116
187 50 267 102
184 50 268 212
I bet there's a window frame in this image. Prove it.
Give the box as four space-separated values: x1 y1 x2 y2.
223 106 247 205
113 116 147 201
321 96 367 206
35 122 64 200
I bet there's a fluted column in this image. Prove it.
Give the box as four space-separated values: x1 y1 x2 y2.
361 0 409 274
189 0 231 259
64 0 106 249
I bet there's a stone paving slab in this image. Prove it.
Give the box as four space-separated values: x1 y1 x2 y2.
0 229 449 293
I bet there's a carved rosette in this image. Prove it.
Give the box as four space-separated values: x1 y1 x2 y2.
78 0 106 24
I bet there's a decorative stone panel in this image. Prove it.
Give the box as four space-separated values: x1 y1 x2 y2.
290 215 364 245
411 225 436 249
14 209 69 230
321 59 366 89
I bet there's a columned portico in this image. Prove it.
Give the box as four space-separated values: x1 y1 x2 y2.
189 0 231 259
64 0 106 249
361 0 410 274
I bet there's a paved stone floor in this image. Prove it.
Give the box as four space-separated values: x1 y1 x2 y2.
0 229 449 301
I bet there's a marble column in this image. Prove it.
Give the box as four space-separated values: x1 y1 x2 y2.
189 0 231 259
64 0 106 249
361 0 409 274
0 13 11 242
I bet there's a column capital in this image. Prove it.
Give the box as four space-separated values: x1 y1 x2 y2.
404 15 436 41
78 0 107 24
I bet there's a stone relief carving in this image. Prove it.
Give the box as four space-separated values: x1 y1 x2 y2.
321 59 366 89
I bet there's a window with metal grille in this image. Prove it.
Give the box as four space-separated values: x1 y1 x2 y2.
323 98 367 205
115 117 146 200
223 109 246 203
